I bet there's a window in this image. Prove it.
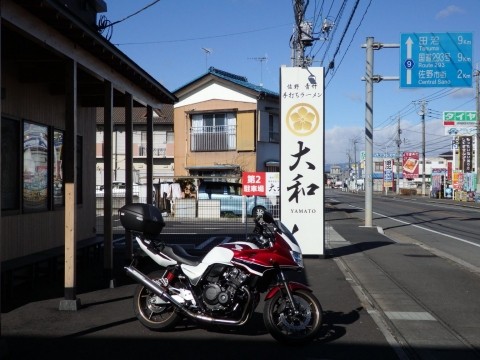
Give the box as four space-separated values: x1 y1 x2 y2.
1 118 21 211
190 113 236 151
2 119 72 213
269 113 280 143
374 162 383 172
23 121 49 212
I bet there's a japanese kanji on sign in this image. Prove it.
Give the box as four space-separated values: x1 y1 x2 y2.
241 172 266 196
280 66 325 256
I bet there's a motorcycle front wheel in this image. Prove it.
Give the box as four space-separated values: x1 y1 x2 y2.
263 289 322 344
133 270 182 330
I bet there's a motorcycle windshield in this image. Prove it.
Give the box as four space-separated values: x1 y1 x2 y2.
274 220 300 247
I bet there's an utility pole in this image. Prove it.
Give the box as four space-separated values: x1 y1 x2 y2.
419 101 427 196
364 37 374 227
476 68 480 199
362 37 400 227
291 0 314 67
352 137 360 189
346 151 352 182
396 116 402 194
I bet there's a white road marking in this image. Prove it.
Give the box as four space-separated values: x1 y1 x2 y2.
347 203 480 249
385 311 436 321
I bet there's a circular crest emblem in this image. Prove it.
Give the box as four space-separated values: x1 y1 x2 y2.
286 103 320 136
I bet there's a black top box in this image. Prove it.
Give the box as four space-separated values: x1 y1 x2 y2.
119 203 165 236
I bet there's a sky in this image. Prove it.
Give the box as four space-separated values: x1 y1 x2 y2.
102 0 479 165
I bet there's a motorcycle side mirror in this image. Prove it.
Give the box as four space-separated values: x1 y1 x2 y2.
262 211 274 224
291 224 299 235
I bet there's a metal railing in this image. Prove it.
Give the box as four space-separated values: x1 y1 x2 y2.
190 125 236 151
96 195 279 241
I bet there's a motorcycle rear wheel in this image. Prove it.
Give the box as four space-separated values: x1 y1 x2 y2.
263 289 322 344
133 270 182 330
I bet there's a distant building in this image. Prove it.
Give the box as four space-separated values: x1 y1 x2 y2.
95 106 175 185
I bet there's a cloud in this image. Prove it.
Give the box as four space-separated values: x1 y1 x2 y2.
435 5 465 19
344 92 362 103
449 88 475 99
325 126 363 164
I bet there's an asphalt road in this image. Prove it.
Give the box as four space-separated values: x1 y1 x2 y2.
327 189 480 268
326 189 480 359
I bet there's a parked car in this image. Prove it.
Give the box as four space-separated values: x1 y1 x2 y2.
197 181 273 216
96 181 156 204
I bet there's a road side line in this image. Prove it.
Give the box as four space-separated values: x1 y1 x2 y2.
347 204 480 249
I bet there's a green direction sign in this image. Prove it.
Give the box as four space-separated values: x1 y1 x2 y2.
443 111 477 125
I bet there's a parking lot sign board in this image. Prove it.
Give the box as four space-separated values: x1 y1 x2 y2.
400 32 473 88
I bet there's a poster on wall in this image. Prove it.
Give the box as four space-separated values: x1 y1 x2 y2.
53 130 64 206
280 66 324 256
23 121 48 211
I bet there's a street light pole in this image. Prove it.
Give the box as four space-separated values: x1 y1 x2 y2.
476 68 480 200
362 38 400 227
364 37 374 227
420 101 426 196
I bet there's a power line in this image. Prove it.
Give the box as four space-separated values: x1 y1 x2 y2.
326 0 373 87
115 23 292 46
324 0 361 76
99 0 162 30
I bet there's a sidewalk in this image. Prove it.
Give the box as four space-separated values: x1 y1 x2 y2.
3 194 480 359
1 223 399 360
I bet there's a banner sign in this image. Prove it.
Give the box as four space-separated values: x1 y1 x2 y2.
280 66 324 256
459 136 473 172
383 159 394 188
265 172 280 196
402 152 419 179
452 171 463 190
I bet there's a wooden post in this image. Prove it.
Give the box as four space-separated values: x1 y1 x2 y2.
59 58 81 311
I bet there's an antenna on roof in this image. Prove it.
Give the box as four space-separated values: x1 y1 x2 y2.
202 47 212 71
248 55 268 87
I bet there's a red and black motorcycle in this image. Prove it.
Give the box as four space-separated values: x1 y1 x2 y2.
120 203 323 344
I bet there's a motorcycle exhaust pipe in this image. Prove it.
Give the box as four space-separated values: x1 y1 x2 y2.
124 265 252 326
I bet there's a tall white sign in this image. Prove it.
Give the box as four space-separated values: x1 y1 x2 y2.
280 67 325 256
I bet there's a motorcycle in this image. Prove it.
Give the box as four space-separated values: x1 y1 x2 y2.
119 203 323 344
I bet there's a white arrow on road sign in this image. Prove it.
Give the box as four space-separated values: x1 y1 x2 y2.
406 37 413 85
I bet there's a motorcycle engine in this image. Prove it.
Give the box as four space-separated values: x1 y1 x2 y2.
201 265 249 313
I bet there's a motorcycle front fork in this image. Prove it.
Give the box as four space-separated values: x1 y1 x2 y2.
277 270 300 314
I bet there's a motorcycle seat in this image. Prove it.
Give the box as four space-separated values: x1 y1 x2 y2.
163 244 202 266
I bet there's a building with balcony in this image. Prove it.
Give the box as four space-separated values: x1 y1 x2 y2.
173 67 280 178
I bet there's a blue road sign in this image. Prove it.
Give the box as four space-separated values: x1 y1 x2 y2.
400 32 473 88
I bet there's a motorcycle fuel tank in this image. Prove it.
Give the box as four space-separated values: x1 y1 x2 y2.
181 242 259 284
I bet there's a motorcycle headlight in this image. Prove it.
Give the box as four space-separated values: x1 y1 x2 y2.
290 250 303 267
